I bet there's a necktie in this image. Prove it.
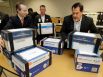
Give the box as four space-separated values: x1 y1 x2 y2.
21 19 24 26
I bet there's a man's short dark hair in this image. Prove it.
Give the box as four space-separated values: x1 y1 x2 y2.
28 8 33 12
72 2 83 12
16 2 24 11
40 5 46 8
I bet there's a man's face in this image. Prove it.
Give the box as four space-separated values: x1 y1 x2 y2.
18 4 28 18
72 7 83 22
40 7 46 15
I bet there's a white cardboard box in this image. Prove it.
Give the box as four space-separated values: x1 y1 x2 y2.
37 23 54 35
68 32 102 54
40 38 64 55
1 28 35 52
75 50 102 73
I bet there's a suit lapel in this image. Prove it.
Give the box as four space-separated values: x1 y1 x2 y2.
80 15 85 32
71 15 74 30
45 15 47 22
40 15 43 23
39 15 43 23
16 16 23 27
23 17 27 27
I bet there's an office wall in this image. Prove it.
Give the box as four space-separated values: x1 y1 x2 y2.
0 0 103 17
0 0 24 15
24 0 103 17
0 1 11 15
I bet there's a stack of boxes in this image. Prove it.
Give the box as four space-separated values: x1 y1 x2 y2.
1 28 102 75
68 32 102 73
1 28 35 60
12 46 52 77
1 28 52 77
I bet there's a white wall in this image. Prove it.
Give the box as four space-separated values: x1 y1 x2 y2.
24 0 103 17
0 0 103 17
0 1 11 15
0 0 24 15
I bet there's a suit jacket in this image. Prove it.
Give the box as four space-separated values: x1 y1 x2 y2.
28 12 39 24
0 14 9 32
3 15 33 30
34 14 52 27
61 15 98 41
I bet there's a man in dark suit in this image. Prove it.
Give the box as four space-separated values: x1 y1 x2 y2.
35 5 52 43
0 12 9 32
0 13 9 32
61 2 97 41
0 2 33 51
4 3 33 29
35 5 52 25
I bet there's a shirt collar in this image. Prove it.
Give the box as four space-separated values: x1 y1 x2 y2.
17 14 24 21
41 15 45 17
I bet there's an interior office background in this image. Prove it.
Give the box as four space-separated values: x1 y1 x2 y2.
0 0 103 24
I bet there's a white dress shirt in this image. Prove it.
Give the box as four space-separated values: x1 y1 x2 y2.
41 15 45 23
74 17 82 31
0 19 1 24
